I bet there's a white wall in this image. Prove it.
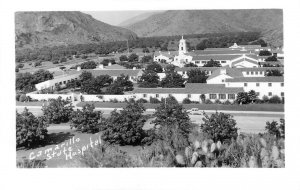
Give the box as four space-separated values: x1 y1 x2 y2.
226 82 284 99
35 73 80 90
242 71 265 77
207 75 232 84
82 94 135 102
26 93 73 101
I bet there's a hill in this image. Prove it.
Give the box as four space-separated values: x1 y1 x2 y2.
118 11 165 27
125 9 283 47
15 11 137 49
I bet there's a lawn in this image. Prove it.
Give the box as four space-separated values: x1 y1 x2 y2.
16 101 44 106
77 102 284 112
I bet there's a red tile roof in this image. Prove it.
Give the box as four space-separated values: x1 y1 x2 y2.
207 68 243 80
192 54 242 61
225 77 284 82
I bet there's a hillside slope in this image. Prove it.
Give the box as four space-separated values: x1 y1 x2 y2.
15 11 137 49
118 11 165 27
125 9 283 47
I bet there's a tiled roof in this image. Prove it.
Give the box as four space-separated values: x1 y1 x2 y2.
104 64 126 70
240 45 262 48
132 83 244 94
237 67 284 72
192 54 242 61
154 51 178 58
189 50 255 55
225 77 284 82
207 68 243 80
84 69 143 77
232 58 258 66
175 67 220 72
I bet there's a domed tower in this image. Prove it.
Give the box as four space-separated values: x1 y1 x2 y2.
178 35 187 55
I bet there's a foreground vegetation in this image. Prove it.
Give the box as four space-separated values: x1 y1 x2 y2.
17 97 284 168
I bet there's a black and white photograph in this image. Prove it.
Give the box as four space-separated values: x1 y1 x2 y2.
1 0 300 189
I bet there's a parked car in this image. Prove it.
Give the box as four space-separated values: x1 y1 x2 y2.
186 108 202 115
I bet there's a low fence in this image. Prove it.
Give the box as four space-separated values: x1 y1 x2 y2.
26 93 73 101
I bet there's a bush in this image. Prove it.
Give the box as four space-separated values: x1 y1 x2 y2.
269 95 282 104
236 92 249 104
16 108 48 148
60 57 67 63
17 158 46 168
182 98 192 104
214 99 222 104
52 60 59 64
42 97 73 124
101 101 147 145
200 111 238 143
16 94 21 101
204 99 213 104
265 119 285 138
149 97 161 104
262 95 270 103
70 104 104 133
19 94 28 102
136 98 148 103
223 100 232 105
109 98 119 103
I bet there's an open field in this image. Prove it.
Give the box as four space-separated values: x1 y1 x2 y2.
77 102 284 112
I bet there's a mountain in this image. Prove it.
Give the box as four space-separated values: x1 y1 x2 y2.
15 11 137 49
125 10 283 47
118 11 165 27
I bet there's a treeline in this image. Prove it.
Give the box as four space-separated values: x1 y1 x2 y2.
16 32 265 63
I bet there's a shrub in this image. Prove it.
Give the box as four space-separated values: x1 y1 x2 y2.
17 158 46 168
52 60 59 64
16 94 21 101
42 97 73 124
214 99 222 104
200 111 238 143
19 94 28 102
109 98 119 103
236 92 249 104
269 95 282 104
101 100 147 145
15 67 19 72
262 95 269 103
265 119 285 138
204 99 213 104
200 94 206 102
80 144 135 167
223 100 232 105
70 104 104 133
149 97 161 104
182 98 192 104
16 108 48 148
136 98 148 103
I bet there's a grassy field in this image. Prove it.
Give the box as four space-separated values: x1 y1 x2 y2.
16 101 44 106
77 102 284 112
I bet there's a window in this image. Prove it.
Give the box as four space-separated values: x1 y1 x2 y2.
143 94 147 98
195 61 200 64
255 71 258 75
186 59 188 62
246 71 249 75
260 71 263 75
67 80 70 83
202 61 207 63
256 92 260 96
222 79 225 82
209 94 217 99
251 71 254 75
183 71 186 75
281 83 284 87
281 92 284 97
59 82 62 85
268 92 272 96
221 61 226 63
63 81 66 84
181 47 183 50
188 94 191 98
156 94 159 98
228 94 235 99
256 83 260 87
168 94 172 97
244 83 247 87
268 83 272 87
219 94 226 99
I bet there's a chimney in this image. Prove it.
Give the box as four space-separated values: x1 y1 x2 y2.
220 68 226 75
77 66 81 71
98 64 104 69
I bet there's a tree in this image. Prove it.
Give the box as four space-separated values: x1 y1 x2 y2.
34 60 42 67
119 55 128 62
164 64 176 73
247 90 258 103
138 71 160 88
16 108 48 148
203 59 221 67
66 79 81 90
142 48 150 53
236 92 249 104
42 97 74 124
101 100 147 145
81 75 113 94
80 61 97 69
16 63 24 69
60 57 67 63
161 72 185 88
146 63 163 73
265 69 283 76
265 119 285 138
32 69 54 83
70 104 104 133
141 55 153 63
259 50 272 56
187 69 208 83
269 95 282 104
79 71 93 82
128 53 139 62
265 56 278 62
200 111 238 143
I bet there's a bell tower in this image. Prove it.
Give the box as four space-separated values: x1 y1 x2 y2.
178 35 187 55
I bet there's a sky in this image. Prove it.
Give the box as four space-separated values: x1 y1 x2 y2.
83 11 153 26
